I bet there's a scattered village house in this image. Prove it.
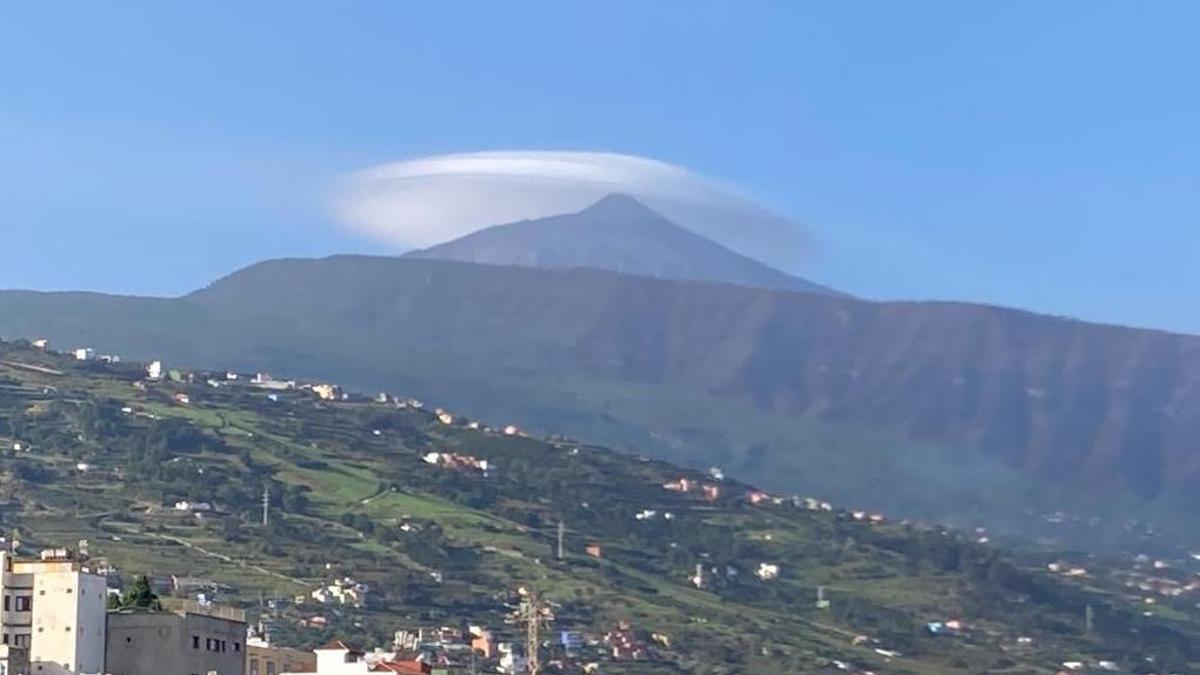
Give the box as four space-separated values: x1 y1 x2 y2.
310 384 342 401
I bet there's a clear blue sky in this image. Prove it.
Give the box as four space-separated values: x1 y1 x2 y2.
2 2 1198 332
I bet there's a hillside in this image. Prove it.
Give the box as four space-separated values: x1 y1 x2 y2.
1 341 1198 674
406 194 836 295
2 257 1199 544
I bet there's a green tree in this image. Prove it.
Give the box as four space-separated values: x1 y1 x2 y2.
114 575 162 610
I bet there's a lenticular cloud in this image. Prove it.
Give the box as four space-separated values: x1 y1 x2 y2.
333 151 814 271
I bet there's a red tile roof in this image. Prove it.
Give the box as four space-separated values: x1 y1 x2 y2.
317 639 365 655
371 661 430 673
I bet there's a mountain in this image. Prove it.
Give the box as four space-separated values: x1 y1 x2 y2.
2 256 1200 545
405 194 837 294
2 341 1198 674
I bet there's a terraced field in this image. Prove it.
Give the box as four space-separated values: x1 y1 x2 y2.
0 340 1197 674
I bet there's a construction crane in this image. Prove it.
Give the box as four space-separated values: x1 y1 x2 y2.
519 592 548 675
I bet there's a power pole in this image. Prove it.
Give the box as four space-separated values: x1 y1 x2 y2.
816 586 830 610
1085 604 1094 634
556 521 565 561
262 485 270 526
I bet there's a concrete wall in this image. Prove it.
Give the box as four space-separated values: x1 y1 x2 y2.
106 610 245 675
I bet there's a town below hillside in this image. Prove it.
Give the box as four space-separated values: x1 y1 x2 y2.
0 338 1198 674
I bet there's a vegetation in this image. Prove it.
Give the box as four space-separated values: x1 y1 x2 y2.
108 575 163 611
0 339 1197 673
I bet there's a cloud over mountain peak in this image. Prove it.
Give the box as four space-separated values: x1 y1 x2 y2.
333 150 815 272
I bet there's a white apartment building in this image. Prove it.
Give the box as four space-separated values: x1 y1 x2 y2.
0 550 107 675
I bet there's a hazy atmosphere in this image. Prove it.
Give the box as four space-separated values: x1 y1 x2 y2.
3 3 1199 331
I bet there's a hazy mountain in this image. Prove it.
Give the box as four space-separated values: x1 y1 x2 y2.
405 194 837 294
3 256 1200 543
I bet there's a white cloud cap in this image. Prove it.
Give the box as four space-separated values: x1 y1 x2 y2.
334 150 814 271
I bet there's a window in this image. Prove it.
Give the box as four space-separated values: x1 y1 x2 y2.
192 635 200 649
250 659 259 675
3 595 9 611
234 642 241 652
15 596 32 611
266 663 276 675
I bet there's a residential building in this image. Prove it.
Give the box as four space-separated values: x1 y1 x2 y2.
310 384 341 401
247 643 315 675
282 640 367 674
105 603 246 675
0 549 108 675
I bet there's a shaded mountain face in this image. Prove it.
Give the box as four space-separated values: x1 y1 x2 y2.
406 193 837 295
2 256 1198 542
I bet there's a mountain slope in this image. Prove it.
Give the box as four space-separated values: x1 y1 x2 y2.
1 341 1198 674
406 194 837 294
2 256 1200 541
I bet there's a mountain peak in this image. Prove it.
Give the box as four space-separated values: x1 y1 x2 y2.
578 193 659 218
407 195 838 295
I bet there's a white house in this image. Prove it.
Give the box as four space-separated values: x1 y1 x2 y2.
282 640 369 674
147 361 164 380
756 563 780 581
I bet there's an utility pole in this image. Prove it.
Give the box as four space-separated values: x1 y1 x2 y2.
262 485 270 526
556 520 565 561
1085 604 1094 634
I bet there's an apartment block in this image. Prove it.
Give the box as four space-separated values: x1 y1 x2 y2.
0 550 108 675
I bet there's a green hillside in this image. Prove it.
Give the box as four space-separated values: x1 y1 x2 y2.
3 256 1200 547
0 339 1197 674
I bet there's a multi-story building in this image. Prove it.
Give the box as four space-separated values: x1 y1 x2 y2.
105 603 246 675
246 641 315 675
0 549 108 675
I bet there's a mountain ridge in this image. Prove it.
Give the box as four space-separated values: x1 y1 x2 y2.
3 255 1200 542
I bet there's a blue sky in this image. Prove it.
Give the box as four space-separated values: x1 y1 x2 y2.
1 2 1198 332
